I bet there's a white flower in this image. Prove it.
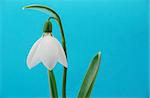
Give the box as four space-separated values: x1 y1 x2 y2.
26 34 68 70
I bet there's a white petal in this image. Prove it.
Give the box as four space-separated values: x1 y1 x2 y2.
53 37 68 68
39 36 59 70
27 38 42 69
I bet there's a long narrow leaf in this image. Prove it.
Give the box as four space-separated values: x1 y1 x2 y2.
78 52 101 98
23 5 60 20
85 70 98 98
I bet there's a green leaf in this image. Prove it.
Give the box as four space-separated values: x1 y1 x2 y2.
48 70 58 98
85 71 97 98
78 52 101 98
23 4 60 20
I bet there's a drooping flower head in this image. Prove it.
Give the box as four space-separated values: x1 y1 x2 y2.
26 20 67 70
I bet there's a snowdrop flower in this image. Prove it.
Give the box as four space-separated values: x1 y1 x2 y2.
26 20 67 70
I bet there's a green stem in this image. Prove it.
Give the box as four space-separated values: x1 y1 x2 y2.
62 67 67 98
23 5 68 98
48 70 58 98
49 18 68 98
57 18 68 98
49 16 68 98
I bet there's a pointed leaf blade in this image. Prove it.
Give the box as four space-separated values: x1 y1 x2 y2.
23 4 60 19
78 52 101 98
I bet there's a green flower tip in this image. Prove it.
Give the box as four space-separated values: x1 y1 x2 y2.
43 20 52 33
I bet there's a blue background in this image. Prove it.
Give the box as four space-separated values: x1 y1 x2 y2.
0 0 149 97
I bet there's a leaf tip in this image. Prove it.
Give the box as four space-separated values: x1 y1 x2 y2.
97 51 101 59
22 7 25 10
98 51 101 55
22 6 29 10
22 4 36 10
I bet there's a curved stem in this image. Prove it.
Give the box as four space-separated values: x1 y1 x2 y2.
23 5 68 98
48 17 58 21
56 18 68 98
49 16 68 98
